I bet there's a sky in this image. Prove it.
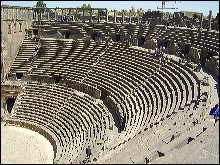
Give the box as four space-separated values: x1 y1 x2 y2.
1 1 219 17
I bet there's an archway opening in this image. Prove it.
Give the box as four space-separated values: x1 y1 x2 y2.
54 76 61 83
6 98 16 113
116 34 121 42
185 44 190 55
16 73 23 80
100 89 108 100
33 29 38 35
65 31 70 39
138 36 145 46
92 32 97 40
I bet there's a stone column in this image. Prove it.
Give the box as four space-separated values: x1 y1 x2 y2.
199 13 203 31
40 10 43 21
12 7 14 20
106 9 108 23
15 8 18 20
55 9 57 21
122 11 125 24
30 9 33 20
82 9 85 22
36 12 38 21
7 7 9 20
98 9 100 23
208 10 212 31
47 10 50 21
90 9 92 22
24 9 26 20
27 8 31 20
129 14 132 24
114 10 117 23
62 9 64 20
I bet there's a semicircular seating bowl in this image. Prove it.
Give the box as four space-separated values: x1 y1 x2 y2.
6 21 214 163
7 82 115 164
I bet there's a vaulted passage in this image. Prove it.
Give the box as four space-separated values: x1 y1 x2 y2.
116 34 121 42
92 32 98 40
16 73 23 79
6 98 16 113
138 36 145 46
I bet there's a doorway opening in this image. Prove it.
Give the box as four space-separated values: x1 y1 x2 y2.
138 36 145 46
100 89 108 100
65 31 70 39
116 34 121 42
6 98 16 113
54 76 61 83
92 32 97 40
33 29 38 35
16 73 23 80
185 44 190 55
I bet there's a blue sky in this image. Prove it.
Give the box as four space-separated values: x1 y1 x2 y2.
1 1 219 17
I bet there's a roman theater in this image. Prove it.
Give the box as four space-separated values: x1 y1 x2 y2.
1 4 219 164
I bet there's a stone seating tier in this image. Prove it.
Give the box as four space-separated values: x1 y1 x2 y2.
6 21 216 163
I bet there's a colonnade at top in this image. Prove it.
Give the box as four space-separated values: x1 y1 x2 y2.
1 5 215 30
33 7 109 23
1 6 141 23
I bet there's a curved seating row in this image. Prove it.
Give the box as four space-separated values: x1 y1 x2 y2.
149 25 219 52
8 82 115 163
10 39 38 72
6 21 209 163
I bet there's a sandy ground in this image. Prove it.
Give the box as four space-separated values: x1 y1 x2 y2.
1 123 54 164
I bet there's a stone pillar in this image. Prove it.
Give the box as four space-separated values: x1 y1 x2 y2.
129 14 132 23
90 9 92 22
98 9 100 23
106 9 108 23
122 11 125 24
21 8 23 20
28 9 30 20
12 7 14 20
137 11 140 24
55 9 57 21
36 12 38 21
24 9 26 20
47 10 50 21
199 13 203 31
7 8 9 20
83 9 85 22
62 9 64 20
114 10 117 23
15 8 18 20
208 10 212 31
30 9 33 20
40 10 42 21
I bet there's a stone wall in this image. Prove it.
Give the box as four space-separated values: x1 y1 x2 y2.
205 55 219 78
186 47 201 64
1 6 33 81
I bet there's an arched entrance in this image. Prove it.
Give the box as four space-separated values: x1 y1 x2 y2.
6 98 16 113
92 32 97 40
116 34 121 42
138 36 145 46
16 73 23 80
65 31 70 39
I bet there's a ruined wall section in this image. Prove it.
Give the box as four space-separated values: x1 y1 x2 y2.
1 6 33 81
